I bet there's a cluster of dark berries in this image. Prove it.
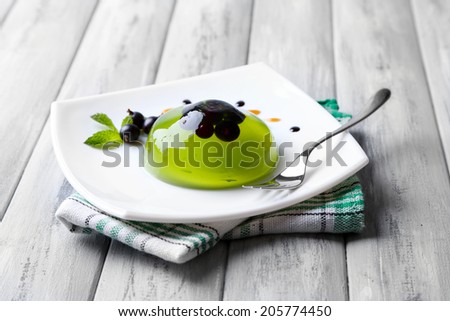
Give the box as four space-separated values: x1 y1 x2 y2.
182 100 246 142
120 109 158 143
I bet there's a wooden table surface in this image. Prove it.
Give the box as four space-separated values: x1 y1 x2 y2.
1 0 449 300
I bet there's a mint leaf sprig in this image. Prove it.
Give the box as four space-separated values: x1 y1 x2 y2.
91 113 117 131
121 115 133 127
84 129 122 148
84 113 124 149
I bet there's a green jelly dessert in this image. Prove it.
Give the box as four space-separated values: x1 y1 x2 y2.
145 100 278 189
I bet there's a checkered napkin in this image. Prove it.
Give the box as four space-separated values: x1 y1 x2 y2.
56 100 365 263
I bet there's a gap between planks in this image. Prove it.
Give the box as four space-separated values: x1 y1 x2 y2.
410 0 450 178
222 0 348 301
0 1 101 225
0 0 16 25
93 0 252 301
0 0 175 300
334 0 450 300
0 0 99 221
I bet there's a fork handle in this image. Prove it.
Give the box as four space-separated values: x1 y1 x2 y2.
301 88 391 157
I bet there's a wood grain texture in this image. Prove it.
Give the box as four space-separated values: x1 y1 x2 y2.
3 0 449 301
223 0 348 300
155 0 253 83
334 0 450 300
0 0 174 300
0 0 97 220
412 0 450 169
225 235 347 300
248 0 335 100
96 241 228 300
94 0 253 300
59 0 174 97
0 0 14 24
0 126 110 300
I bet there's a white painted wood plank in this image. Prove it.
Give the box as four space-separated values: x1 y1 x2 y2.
96 241 228 300
412 0 450 170
59 0 174 97
155 0 253 82
248 0 335 100
334 0 450 300
223 0 348 300
0 126 110 300
0 0 174 300
0 0 97 220
94 0 253 300
0 0 14 24
226 235 347 300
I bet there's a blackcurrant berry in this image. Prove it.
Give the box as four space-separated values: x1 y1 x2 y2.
183 99 192 104
195 121 214 139
120 124 140 143
143 116 158 134
236 100 245 107
215 121 240 142
127 109 145 129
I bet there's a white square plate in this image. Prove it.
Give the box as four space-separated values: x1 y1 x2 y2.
51 63 368 223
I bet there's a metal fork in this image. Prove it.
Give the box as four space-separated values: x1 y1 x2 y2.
242 88 391 190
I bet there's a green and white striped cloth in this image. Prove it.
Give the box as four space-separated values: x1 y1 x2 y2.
56 100 365 264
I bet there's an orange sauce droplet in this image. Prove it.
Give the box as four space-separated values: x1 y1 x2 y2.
267 117 281 122
162 108 172 113
248 109 261 115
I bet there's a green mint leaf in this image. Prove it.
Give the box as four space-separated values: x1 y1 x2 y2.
121 115 133 127
84 130 122 149
91 113 118 132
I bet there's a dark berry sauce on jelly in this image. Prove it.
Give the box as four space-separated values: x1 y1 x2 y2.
181 99 246 142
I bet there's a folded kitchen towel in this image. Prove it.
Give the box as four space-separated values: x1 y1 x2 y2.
55 100 365 263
